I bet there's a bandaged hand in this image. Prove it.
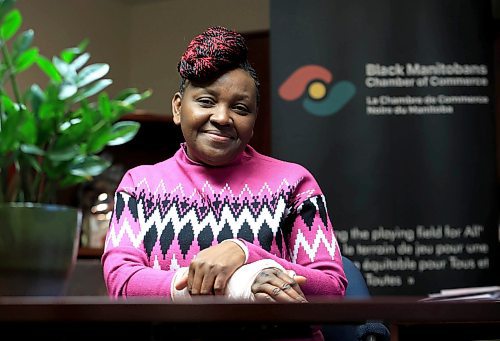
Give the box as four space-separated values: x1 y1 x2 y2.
174 240 246 296
251 267 307 303
171 259 306 303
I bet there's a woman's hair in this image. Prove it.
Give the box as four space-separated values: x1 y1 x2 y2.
177 26 260 100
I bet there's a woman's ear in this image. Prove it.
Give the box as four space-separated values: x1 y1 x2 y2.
172 92 182 125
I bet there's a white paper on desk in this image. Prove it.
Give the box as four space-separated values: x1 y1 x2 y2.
422 285 500 301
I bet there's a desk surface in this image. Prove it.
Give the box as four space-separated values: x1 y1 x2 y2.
0 296 498 324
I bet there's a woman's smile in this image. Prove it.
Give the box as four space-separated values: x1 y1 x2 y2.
203 129 235 143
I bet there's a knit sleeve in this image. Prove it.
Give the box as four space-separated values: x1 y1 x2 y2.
101 172 176 298
241 175 347 297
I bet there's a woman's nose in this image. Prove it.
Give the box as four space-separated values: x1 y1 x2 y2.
210 105 232 126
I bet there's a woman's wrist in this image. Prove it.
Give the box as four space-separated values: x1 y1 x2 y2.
221 238 249 264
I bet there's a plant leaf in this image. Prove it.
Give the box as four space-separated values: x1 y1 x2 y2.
69 155 110 177
13 29 34 57
60 48 80 63
20 143 44 156
70 52 90 70
0 93 14 110
86 124 111 154
77 38 90 51
77 63 109 87
0 62 6 79
46 145 80 161
58 81 78 100
17 112 36 144
56 118 89 148
60 38 89 63
107 121 140 146
114 88 139 101
0 8 21 41
22 153 42 173
38 101 57 120
59 174 88 187
14 47 38 73
59 117 81 132
72 79 112 102
121 93 142 106
26 84 46 114
36 56 62 82
0 106 21 153
121 89 152 107
0 0 16 22
52 56 77 82
98 92 112 119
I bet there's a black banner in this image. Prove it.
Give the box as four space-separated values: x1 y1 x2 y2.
271 0 499 295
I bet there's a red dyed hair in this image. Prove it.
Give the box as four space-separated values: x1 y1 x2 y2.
177 26 260 97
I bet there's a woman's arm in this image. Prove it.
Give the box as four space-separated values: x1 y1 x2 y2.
241 193 347 297
101 190 177 298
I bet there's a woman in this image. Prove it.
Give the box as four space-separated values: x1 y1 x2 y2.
102 25 346 312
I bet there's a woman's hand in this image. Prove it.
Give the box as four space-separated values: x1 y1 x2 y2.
174 241 245 295
251 268 308 303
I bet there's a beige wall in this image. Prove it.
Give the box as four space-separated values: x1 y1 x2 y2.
15 0 131 100
15 0 270 115
127 0 270 114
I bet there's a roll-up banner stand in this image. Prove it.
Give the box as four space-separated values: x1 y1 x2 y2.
271 0 499 295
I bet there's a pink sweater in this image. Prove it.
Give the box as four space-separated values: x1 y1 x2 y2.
102 144 347 298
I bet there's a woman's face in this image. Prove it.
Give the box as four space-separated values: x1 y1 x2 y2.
172 68 258 166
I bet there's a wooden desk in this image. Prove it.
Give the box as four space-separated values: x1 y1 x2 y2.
0 296 498 340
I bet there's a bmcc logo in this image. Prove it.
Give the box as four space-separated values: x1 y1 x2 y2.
278 65 356 117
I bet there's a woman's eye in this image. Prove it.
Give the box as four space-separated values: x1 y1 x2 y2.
197 98 214 106
233 104 250 114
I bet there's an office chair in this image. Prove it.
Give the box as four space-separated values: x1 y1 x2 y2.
321 256 391 341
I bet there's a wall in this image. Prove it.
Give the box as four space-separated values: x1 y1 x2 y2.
127 0 269 113
15 0 270 115
15 0 131 99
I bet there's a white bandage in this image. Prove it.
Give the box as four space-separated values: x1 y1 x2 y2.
226 259 284 301
171 267 191 302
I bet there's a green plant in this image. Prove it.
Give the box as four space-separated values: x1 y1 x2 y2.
0 0 151 203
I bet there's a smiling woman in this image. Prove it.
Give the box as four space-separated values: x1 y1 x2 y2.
172 68 257 166
101 26 347 341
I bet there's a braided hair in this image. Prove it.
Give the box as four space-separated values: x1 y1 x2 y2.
177 26 260 103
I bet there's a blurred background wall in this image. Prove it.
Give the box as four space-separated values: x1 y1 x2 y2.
16 0 270 114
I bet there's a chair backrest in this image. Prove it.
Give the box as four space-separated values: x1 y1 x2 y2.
321 256 390 341
342 256 370 297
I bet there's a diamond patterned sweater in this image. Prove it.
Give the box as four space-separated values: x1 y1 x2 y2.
102 144 347 298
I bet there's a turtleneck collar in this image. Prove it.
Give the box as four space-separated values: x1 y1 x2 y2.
177 142 253 168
